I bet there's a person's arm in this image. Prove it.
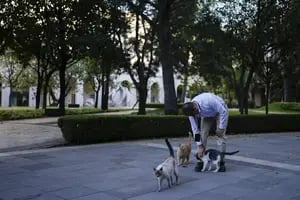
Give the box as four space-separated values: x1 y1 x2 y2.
215 101 228 130
188 116 202 146
189 116 205 158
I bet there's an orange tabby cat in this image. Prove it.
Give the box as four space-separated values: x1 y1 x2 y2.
177 132 192 167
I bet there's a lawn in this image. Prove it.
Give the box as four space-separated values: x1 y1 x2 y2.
145 102 300 116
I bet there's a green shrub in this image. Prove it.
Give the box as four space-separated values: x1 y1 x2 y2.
0 108 44 120
0 107 123 121
58 114 300 144
65 108 103 115
227 114 300 134
58 115 190 144
45 107 104 116
44 108 63 117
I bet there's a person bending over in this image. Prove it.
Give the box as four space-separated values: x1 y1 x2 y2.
182 92 228 172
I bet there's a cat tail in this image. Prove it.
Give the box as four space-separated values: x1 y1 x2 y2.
223 150 239 155
165 138 175 157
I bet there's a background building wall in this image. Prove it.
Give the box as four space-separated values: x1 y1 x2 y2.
1 87 10 107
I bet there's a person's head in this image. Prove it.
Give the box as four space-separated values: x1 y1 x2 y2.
182 102 198 116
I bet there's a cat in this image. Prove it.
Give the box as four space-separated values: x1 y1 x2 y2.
177 132 193 167
153 138 179 192
201 149 239 172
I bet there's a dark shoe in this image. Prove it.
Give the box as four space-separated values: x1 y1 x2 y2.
218 161 226 172
194 161 203 172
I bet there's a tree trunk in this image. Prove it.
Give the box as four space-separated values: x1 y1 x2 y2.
180 65 188 103
283 69 297 102
265 77 270 115
101 73 106 110
243 66 254 115
94 84 101 108
57 4 66 115
238 87 244 114
58 60 66 115
36 77 42 109
8 86 13 107
48 88 59 106
42 78 48 109
137 84 147 115
158 0 177 115
35 58 43 109
244 96 249 115
101 69 110 110
42 75 52 109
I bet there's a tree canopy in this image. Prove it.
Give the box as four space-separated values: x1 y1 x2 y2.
0 0 299 114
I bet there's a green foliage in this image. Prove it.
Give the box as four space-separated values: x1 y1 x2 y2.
1 0 299 113
227 114 300 134
121 80 132 91
0 51 26 90
81 58 101 94
58 115 190 144
0 108 44 120
65 108 103 115
0 107 114 120
187 80 209 98
45 107 110 116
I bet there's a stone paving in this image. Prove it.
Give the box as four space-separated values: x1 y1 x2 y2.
0 110 133 152
0 117 64 152
0 116 300 200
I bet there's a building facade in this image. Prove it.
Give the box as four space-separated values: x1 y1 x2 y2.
0 69 183 108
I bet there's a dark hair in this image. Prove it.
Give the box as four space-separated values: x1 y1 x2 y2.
182 102 195 116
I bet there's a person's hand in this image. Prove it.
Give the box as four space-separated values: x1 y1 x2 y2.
197 144 205 159
216 128 225 136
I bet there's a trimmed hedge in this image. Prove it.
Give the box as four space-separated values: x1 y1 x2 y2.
68 104 80 108
0 108 44 120
145 103 183 109
66 108 104 115
58 115 190 144
58 114 300 144
45 108 64 117
227 114 300 133
0 107 107 120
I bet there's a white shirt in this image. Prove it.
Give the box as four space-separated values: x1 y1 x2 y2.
188 93 228 145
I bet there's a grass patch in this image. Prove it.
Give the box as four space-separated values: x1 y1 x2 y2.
145 108 271 116
228 109 264 115
145 102 300 116
257 102 300 114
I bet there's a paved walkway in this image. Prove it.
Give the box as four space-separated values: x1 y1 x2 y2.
0 117 64 153
0 110 134 153
0 115 300 200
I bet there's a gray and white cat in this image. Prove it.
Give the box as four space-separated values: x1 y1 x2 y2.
201 149 239 172
153 138 179 192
